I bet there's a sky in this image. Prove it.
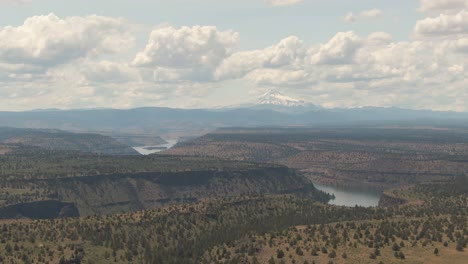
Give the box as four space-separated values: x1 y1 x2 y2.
0 0 467 111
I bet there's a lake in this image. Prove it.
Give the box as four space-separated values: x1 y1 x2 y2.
133 139 178 155
313 182 382 207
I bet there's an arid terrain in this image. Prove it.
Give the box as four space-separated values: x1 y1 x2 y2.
166 127 468 188
0 126 466 263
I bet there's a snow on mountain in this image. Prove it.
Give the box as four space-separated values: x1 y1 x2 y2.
257 90 306 107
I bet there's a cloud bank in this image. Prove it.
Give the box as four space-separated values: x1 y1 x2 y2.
419 0 468 12
0 9 467 111
343 9 383 23
264 0 303 7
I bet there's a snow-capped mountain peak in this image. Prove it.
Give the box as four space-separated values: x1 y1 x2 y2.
257 90 306 107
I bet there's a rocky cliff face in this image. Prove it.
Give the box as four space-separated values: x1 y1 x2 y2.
6 166 327 217
0 200 79 219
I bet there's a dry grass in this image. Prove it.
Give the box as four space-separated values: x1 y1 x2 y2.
0 145 10 155
206 216 467 264
252 243 467 264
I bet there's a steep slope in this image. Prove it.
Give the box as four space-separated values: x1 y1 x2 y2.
43 166 326 216
0 149 330 217
1 179 465 264
257 90 306 107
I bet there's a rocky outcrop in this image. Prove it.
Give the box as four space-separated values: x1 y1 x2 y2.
0 200 79 219
25 166 327 216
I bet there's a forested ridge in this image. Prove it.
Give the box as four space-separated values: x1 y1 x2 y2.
202 179 468 264
0 127 138 156
0 127 466 263
0 179 466 263
0 145 268 180
166 127 468 188
0 145 330 217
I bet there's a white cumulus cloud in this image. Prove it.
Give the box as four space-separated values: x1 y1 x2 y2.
310 31 362 64
215 36 306 80
415 10 468 37
0 13 133 67
343 9 383 23
264 0 303 6
361 9 383 19
133 25 238 82
419 0 468 13
0 10 468 111
0 0 31 4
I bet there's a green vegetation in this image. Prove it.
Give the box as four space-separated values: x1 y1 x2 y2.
0 145 264 180
202 180 468 264
167 127 468 188
0 145 330 216
0 196 378 264
0 127 138 155
110 134 168 147
0 127 466 263
0 179 466 263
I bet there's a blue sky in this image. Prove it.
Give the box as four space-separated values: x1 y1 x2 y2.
0 0 467 111
1 1 421 47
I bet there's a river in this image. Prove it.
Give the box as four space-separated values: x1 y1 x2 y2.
313 182 382 207
133 139 178 155
136 142 382 206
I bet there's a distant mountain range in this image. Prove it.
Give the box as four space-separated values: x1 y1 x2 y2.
1 92 467 137
224 90 320 113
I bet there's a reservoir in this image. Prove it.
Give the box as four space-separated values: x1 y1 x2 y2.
313 183 382 207
133 139 178 155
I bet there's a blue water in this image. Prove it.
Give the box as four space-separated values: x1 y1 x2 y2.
133 139 178 155
314 183 382 207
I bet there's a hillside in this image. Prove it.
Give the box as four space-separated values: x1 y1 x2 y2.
0 145 10 155
110 134 168 147
0 179 465 264
204 179 468 264
0 130 465 264
0 147 329 217
165 127 468 188
0 127 138 155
